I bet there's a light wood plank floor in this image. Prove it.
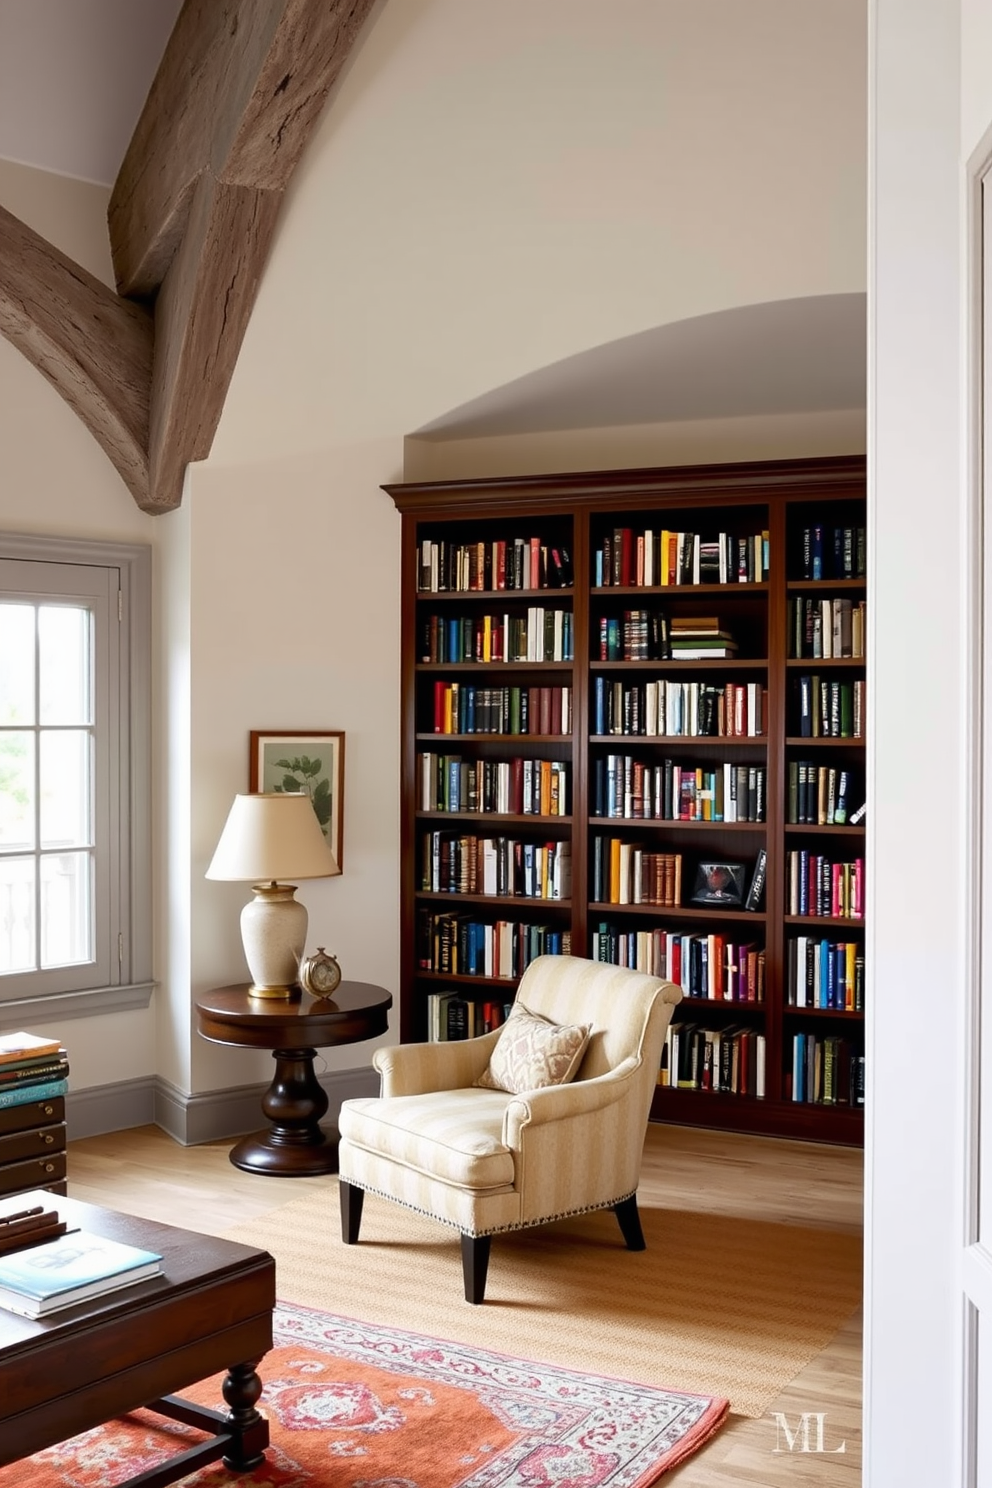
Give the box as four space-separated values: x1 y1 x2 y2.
67 1121 864 1486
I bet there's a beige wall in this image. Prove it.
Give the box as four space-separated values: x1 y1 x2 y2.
214 0 866 464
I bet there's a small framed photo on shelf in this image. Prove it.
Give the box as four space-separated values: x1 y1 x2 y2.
690 861 746 908
249 730 345 872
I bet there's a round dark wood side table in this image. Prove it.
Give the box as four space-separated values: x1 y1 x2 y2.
194 981 392 1177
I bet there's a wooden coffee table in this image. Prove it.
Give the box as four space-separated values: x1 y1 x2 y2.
0 1191 275 1486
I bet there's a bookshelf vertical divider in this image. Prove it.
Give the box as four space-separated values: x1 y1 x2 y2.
385 456 866 1146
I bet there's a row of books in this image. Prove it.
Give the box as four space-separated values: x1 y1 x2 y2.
421 609 574 664
416 913 571 978
593 678 767 738
786 936 865 1011
592 755 766 823
660 1023 767 1098
788 597 866 660
797 523 866 581
418 754 569 817
428 683 572 737
0 1224 162 1320
786 851 865 919
415 523 862 591
794 674 866 739
787 762 864 826
597 611 672 661
593 528 770 588
418 536 573 593
420 833 572 901
788 1032 865 1106
591 839 682 906
0 1030 69 1110
427 992 511 1042
591 925 766 1002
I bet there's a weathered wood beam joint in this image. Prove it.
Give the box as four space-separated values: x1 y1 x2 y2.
0 0 378 513
106 0 378 511
0 203 153 509
148 173 283 512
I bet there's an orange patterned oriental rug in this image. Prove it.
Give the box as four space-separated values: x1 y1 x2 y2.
6 1301 729 1488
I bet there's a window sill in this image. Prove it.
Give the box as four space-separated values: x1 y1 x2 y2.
0 982 156 1026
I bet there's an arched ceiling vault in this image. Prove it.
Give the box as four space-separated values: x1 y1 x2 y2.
415 295 867 441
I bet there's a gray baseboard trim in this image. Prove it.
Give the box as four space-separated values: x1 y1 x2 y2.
65 1067 379 1146
66 1077 158 1140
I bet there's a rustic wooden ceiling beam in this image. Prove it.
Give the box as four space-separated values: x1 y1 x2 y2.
0 203 153 508
147 173 283 512
0 0 377 513
109 0 377 296
112 0 378 511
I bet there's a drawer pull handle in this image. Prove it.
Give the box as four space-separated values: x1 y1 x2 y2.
42 1133 54 1145
41 1105 53 1116
41 1163 54 1174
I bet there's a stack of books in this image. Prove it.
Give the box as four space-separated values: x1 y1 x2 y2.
668 616 739 660
0 1227 163 1318
0 1032 69 1111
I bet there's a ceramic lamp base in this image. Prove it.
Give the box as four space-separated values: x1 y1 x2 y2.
241 882 307 998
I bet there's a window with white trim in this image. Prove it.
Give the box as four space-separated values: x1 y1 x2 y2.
0 537 151 1019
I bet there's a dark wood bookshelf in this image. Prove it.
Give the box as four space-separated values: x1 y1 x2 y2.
386 454 866 1145
785 735 864 747
588 901 768 923
786 577 866 591
415 892 573 908
785 823 865 836
416 661 575 672
417 970 521 989
784 914 864 927
590 818 765 832
595 582 770 597
420 587 576 601
785 657 864 669
588 734 768 748
782 1005 864 1021
416 734 572 745
417 810 573 825
592 658 768 671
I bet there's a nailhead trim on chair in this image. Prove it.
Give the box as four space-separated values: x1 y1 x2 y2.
336 1175 638 1239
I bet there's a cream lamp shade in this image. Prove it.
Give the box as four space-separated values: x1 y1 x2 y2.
206 792 339 998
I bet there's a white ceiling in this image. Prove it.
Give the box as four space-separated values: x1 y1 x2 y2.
0 0 181 187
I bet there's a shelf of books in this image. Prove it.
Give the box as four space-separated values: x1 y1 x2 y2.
387 457 866 1145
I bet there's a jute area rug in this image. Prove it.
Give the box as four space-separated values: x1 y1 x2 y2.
6 1302 728 1487
224 1185 863 1422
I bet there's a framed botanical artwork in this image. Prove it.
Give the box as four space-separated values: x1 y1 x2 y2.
249 730 345 873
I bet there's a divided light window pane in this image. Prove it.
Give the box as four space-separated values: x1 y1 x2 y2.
0 560 113 997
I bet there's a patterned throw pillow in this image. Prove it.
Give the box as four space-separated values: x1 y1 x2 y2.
476 1003 591 1095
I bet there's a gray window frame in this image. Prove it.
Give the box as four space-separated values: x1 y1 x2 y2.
0 533 152 1024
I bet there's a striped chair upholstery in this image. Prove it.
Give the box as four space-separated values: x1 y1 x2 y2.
337 955 681 1303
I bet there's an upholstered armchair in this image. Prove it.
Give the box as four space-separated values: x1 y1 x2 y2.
337 954 681 1303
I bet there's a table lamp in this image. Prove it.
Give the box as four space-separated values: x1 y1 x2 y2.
205 792 339 998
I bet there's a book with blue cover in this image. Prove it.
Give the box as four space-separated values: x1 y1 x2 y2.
0 1229 163 1318
0 1077 69 1109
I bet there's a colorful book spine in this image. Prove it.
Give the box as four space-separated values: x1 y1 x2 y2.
0 1078 69 1109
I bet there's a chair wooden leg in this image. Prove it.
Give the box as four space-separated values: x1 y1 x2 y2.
613 1194 646 1251
340 1181 365 1244
461 1232 491 1304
